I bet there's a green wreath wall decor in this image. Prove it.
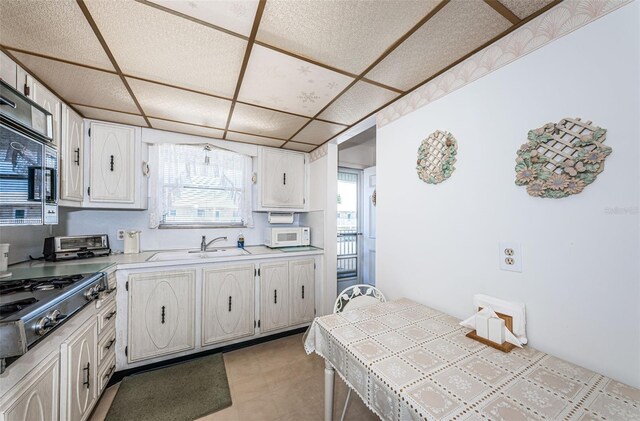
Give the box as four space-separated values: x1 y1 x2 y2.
515 118 611 198
416 130 457 184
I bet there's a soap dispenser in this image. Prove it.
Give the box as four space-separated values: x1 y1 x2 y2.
237 232 245 249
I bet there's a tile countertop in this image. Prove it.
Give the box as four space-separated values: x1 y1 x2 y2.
4 245 323 280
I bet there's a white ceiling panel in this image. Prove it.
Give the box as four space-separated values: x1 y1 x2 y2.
499 0 555 19
318 81 398 126
226 132 285 148
282 142 315 152
292 120 346 145
365 0 511 91
228 103 309 139
12 52 139 113
147 0 260 36
0 0 114 70
257 0 441 74
149 118 225 139
73 105 147 127
238 44 353 117
128 78 231 129
85 0 246 97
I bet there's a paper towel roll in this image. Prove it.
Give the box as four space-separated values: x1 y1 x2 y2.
268 212 295 224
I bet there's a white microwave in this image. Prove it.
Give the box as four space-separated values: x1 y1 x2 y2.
265 227 310 248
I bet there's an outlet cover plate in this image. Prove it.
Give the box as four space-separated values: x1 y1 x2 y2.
499 242 522 272
117 229 125 241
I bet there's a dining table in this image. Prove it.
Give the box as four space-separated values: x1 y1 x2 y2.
304 298 640 421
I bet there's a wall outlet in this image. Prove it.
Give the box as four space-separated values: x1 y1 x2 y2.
499 242 522 272
117 229 125 241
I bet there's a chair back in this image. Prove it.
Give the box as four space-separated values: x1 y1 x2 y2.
334 284 386 314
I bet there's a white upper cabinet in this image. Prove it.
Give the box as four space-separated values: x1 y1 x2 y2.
32 81 61 146
256 147 307 211
88 122 135 204
83 121 148 209
60 105 84 203
0 51 17 90
201 264 255 346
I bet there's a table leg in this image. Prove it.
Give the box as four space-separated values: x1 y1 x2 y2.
324 359 335 421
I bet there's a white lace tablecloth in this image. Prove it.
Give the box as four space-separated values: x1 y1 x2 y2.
304 298 640 421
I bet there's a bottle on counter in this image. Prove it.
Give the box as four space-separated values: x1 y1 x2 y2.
237 232 245 248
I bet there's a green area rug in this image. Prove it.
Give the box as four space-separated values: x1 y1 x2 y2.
105 354 232 421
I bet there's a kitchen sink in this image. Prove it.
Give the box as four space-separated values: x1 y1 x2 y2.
147 248 251 262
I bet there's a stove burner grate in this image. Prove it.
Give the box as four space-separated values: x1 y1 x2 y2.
0 274 86 296
0 297 38 316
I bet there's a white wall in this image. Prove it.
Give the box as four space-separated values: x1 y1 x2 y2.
0 225 56 264
306 144 338 315
377 3 640 387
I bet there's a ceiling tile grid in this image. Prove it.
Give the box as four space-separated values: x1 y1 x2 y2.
85 0 247 98
226 132 285 148
127 78 231 129
147 0 260 36
149 118 226 139
238 44 353 117
318 81 399 126
291 120 347 145
0 0 114 70
498 0 556 19
11 52 139 113
365 0 512 91
73 105 147 127
282 142 316 152
256 0 441 74
228 102 309 140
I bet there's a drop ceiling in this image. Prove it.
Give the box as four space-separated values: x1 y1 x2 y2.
0 0 558 151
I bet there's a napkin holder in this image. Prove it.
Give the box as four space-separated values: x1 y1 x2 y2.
466 308 516 353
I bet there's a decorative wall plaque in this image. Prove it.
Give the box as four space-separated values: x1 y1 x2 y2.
515 118 611 198
416 130 457 184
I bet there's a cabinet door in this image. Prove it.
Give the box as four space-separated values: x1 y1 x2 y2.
259 262 289 332
61 106 84 202
128 270 195 362
0 356 59 421
289 259 315 325
261 149 305 208
89 122 135 203
202 264 255 345
0 51 17 90
61 318 97 421
32 82 61 146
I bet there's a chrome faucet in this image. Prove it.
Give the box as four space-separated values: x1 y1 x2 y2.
200 236 227 251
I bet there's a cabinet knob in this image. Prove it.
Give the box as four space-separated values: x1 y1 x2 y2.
161 305 165 324
228 296 232 312
274 289 277 304
110 155 114 171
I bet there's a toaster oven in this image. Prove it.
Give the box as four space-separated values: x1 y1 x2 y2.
43 234 111 261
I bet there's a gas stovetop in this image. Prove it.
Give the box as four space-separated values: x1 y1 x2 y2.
0 272 107 373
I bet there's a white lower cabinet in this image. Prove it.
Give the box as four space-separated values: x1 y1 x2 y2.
259 262 290 332
60 318 97 421
289 259 315 325
0 355 59 421
127 270 196 363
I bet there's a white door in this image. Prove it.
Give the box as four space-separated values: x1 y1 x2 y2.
0 51 17 90
61 318 97 421
259 262 289 332
0 357 59 421
289 259 315 325
32 82 61 146
202 265 255 345
61 105 84 202
128 270 196 362
89 122 135 203
363 166 376 286
261 149 305 208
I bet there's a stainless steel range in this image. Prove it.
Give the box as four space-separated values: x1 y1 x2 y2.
0 272 107 373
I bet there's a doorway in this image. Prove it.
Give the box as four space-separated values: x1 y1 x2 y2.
337 168 362 292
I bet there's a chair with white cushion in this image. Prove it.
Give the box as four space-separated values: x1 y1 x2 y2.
333 284 386 421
